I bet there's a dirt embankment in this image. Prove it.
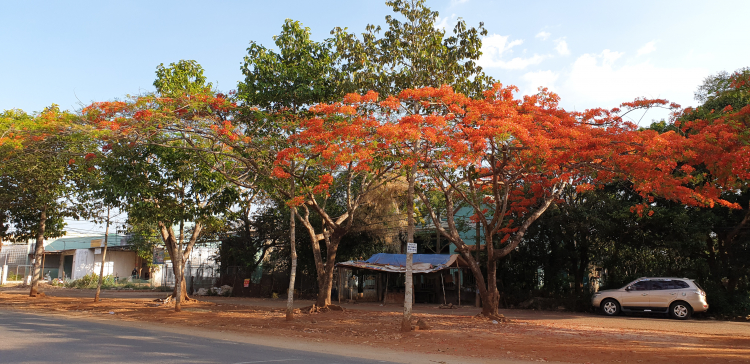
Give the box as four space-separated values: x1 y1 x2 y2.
1 288 748 364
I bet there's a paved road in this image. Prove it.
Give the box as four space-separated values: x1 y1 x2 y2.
0 310 394 364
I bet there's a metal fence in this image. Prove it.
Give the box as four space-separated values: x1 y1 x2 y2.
0 245 31 279
220 266 319 299
159 259 219 294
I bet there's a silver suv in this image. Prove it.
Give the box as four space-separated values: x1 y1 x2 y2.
592 277 708 319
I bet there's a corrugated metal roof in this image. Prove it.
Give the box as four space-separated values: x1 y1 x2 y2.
44 234 131 252
337 253 469 273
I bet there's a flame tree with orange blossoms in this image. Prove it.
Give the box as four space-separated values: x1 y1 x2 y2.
271 90 402 308
75 56 749 319
79 61 241 312
646 68 750 292
332 84 588 318
310 82 745 318
330 0 496 328
108 92 394 311
366 86 469 330
435 83 749 317
406 84 626 318
128 87 401 310
239 19 348 318
80 1 496 318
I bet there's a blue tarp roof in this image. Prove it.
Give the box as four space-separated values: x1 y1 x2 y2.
365 253 455 267
337 253 467 273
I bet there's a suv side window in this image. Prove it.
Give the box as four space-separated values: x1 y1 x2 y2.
673 280 690 289
631 281 650 291
651 281 669 290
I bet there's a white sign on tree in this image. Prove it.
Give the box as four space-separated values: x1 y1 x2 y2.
406 243 417 254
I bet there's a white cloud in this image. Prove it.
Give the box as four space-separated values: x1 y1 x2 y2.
478 34 546 69
560 49 706 116
496 55 547 69
523 70 559 93
555 39 570 56
434 13 457 30
535 31 551 41
637 41 657 56
599 49 624 66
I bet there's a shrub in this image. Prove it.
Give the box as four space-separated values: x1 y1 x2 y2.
61 273 156 290
702 281 750 317
65 273 98 289
7 273 24 281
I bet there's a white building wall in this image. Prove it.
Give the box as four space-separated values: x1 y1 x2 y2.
150 265 164 287
105 251 137 279
73 249 137 280
93 261 114 276
72 249 94 280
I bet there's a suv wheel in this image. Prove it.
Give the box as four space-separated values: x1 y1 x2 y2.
601 299 621 316
669 301 692 320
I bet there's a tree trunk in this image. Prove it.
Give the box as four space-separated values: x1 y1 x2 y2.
401 164 417 332
175 184 186 311
315 275 334 306
296 206 341 308
164 240 187 302
482 256 500 317
286 204 297 321
158 221 201 307
94 208 111 302
170 277 189 301
574 241 589 295
286 165 298 320
475 221 481 307
314 241 340 307
174 244 183 312
435 212 441 253
29 206 47 297
705 235 722 287
574 267 584 295
480 186 563 316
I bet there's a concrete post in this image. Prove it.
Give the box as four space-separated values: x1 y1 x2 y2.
0 265 7 285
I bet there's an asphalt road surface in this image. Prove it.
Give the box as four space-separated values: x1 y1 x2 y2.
0 310 394 364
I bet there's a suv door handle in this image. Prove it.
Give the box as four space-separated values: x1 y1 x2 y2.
642 293 648 296
670 293 677 295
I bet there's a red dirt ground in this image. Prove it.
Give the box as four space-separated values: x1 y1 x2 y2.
1 286 748 364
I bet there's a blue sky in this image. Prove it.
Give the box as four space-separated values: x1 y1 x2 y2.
2 0 748 234
3 0 748 116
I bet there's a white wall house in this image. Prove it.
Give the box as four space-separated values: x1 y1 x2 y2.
43 235 141 281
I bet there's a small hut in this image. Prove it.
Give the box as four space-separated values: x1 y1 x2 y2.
336 253 470 305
